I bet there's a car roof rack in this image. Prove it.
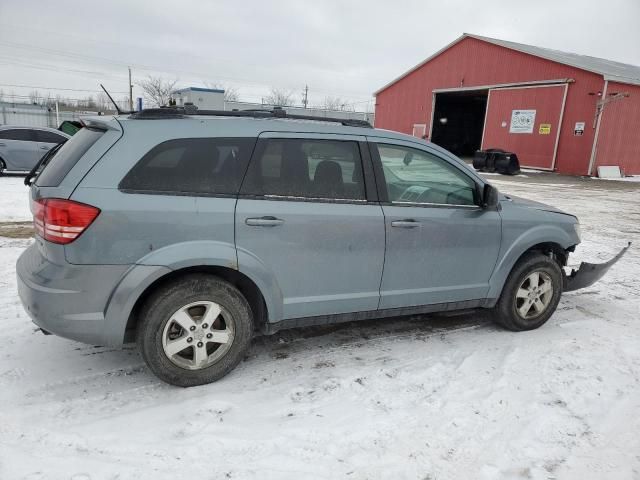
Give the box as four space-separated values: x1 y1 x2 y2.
128 105 372 128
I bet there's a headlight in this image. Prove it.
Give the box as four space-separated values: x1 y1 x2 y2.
573 222 581 241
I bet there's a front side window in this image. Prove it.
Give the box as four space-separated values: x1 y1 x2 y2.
241 138 365 200
376 144 477 206
0 129 34 141
119 137 256 195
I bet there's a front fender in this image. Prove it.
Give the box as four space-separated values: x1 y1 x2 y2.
487 224 577 300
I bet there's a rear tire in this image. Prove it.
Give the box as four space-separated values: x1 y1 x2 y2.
0 158 6 175
491 252 563 331
137 274 254 387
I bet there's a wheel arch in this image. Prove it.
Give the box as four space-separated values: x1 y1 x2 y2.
487 229 575 303
123 265 268 343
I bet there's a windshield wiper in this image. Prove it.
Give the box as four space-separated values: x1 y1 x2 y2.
24 140 67 186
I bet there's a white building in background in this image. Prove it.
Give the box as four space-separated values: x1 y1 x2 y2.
173 87 225 110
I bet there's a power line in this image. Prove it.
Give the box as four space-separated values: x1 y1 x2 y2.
0 40 374 101
0 83 128 94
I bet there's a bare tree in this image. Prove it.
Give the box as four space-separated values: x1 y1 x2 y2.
264 88 294 107
96 92 112 111
138 75 178 107
320 96 355 112
0 89 4 102
205 82 240 102
29 90 42 105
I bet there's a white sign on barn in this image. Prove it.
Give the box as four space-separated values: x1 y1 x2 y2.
509 110 536 134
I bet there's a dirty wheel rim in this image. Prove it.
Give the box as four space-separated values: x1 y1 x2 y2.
162 300 235 370
514 271 554 320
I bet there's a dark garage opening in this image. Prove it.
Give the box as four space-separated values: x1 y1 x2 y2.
430 90 488 158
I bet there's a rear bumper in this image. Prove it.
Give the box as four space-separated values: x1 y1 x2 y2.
16 243 129 346
564 242 631 292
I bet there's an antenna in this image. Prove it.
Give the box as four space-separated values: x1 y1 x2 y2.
100 84 125 114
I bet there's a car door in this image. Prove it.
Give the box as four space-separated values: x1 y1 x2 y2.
235 132 385 321
0 128 39 170
34 129 68 163
369 139 501 309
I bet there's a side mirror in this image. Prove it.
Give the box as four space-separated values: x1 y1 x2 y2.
482 183 499 208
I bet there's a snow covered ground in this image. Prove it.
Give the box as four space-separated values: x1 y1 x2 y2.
0 174 638 480
0 175 31 221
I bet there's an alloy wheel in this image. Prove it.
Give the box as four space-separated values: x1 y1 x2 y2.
161 300 235 370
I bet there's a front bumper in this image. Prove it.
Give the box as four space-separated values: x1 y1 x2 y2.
16 243 129 345
564 242 631 292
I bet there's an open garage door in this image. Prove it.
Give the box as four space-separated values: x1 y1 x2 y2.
481 84 568 170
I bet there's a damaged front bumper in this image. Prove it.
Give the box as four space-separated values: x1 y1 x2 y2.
564 242 631 292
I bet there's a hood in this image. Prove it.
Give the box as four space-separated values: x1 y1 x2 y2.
501 193 574 217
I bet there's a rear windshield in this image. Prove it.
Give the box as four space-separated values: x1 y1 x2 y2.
35 127 105 187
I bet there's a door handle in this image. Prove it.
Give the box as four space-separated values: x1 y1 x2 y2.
245 216 284 227
40 146 50 150
391 219 419 228
0 143 5 147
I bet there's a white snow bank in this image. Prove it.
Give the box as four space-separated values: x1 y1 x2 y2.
0 176 31 221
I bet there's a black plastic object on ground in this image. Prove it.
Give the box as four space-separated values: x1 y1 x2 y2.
473 148 520 175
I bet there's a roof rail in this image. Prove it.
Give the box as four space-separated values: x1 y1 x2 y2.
128 106 372 128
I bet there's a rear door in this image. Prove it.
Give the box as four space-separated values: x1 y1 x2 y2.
34 129 68 155
235 132 385 320
370 139 501 309
481 84 567 169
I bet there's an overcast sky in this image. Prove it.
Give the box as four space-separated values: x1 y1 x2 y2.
1 0 639 110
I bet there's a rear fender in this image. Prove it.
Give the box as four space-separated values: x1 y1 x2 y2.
103 241 283 345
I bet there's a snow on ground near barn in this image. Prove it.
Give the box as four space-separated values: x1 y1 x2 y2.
0 174 638 480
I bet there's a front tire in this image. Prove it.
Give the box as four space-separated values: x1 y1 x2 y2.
0 158 6 176
137 274 254 387
492 252 563 331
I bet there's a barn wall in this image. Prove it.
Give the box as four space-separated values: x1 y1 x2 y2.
594 81 640 175
375 37 605 175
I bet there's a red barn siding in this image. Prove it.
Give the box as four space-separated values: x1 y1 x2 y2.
482 85 566 169
594 81 640 175
375 37 605 175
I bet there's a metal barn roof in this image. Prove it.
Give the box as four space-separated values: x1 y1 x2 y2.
375 33 640 94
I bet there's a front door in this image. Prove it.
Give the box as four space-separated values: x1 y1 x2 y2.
370 140 501 309
235 133 385 320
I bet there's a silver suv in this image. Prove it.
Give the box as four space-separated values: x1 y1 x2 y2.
16 108 627 387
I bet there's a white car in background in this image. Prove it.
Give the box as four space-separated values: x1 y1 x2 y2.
0 126 69 174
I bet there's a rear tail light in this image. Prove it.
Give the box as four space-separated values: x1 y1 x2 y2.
31 198 100 245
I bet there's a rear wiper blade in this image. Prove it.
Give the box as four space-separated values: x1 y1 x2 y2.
24 140 66 186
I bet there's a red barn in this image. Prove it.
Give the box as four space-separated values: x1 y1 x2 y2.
374 34 640 176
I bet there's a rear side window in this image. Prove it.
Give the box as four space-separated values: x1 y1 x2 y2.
36 127 105 187
0 129 34 141
34 130 67 144
240 138 365 200
119 137 256 196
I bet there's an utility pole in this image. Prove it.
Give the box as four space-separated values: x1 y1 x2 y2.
302 84 308 109
128 67 133 111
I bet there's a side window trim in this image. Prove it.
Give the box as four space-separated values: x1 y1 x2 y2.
238 136 373 204
368 139 482 209
0 128 34 141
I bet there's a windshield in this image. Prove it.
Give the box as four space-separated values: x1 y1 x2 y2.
35 127 105 187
